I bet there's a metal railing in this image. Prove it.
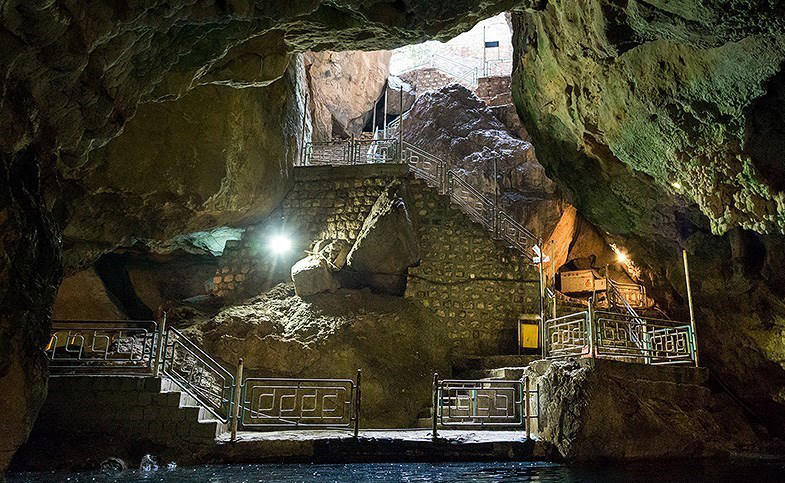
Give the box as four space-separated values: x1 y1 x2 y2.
46 320 158 375
161 327 235 422
482 58 513 77
431 374 538 438
543 301 696 366
239 370 361 435
396 53 480 89
302 138 539 261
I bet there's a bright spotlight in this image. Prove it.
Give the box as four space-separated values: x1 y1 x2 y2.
671 181 682 190
268 234 292 255
616 251 629 264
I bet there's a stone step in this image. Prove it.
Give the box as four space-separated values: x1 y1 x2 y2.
159 376 228 436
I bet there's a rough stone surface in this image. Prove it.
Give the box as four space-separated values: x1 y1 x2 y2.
528 359 776 461
291 255 341 297
386 76 416 115
305 51 391 141
345 183 421 295
51 269 125 320
511 1 785 432
402 84 563 239
2 2 523 466
182 283 451 428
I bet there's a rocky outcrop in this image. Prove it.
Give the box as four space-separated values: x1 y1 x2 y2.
182 283 450 428
386 76 416 115
345 183 421 295
528 358 774 460
291 255 341 296
51 269 125 320
511 1 785 431
401 84 563 239
305 51 391 141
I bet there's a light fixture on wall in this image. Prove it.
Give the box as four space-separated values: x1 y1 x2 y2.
268 233 292 255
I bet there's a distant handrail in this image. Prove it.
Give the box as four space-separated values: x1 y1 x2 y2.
46 320 158 375
161 327 235 423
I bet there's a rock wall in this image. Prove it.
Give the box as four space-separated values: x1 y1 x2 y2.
213 164 409 298
305 51 391 141
528 359 773 460
511 1 785 431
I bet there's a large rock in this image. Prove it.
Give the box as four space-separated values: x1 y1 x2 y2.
385 76 416 115
51 269 125 320
346 184 421 295
401 84 564 239
528 358 773 460
511 1 785 431
184 283 451 428
291 255 340 297
305 51 391 141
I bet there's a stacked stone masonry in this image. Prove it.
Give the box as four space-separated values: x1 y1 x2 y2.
212 163 540 357
214 165 409 297
400 68 458 93
404 177 540 356
475 76 512 106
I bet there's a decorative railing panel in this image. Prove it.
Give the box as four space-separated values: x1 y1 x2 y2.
594 311 694 364
437 379 524 428
240 377 358 430
46 320 157 375
352 138 399 164
497 211 538 259
161 328 234 422
448 172 495 230
401 141 444 187
544 312 589 359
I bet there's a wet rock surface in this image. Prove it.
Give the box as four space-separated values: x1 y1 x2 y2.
528 358 780 460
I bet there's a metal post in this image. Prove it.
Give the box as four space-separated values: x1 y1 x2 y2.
383 85 388 139
153 312 167 378
683 249 699 366
398 85 404 162
551 240 557 320
493 158 499 236
524 376 531 440
350 133 355 165
230 358 244 441
587 297 595 357
354 369 362 438
538 239 545 353
431 372 439 440
372 96 377 138
482 26 487 77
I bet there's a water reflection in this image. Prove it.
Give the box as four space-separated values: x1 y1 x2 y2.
9 459 785 483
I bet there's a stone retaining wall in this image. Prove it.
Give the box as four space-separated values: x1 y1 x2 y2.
12 376 218 470
405 177 540 356
213 164 409 297
475 76 512 106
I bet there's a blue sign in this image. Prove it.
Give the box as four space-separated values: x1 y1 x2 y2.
484 41 500 48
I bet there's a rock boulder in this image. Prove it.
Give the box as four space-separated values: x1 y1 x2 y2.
345 184 421 295
291 255 340 297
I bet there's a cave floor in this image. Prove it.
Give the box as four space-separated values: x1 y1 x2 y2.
214 429 551 463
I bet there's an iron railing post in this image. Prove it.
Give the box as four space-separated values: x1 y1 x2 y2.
587 297 596 357
354 368 362 438
524 376 531 440
551 240 557 320
231 357 244 442
432 372 439 440
152 312 166 377
398 86 404 162
683 249 699 366
538 238 545 352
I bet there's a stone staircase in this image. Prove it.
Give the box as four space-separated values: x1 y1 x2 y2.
160 378 230 438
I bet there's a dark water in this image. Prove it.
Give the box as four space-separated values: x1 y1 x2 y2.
9 460 785 483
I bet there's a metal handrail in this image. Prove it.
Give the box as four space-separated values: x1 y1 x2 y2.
161 327 235 423
46 320 158 375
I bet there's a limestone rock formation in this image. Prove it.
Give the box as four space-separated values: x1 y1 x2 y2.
51 269 125 321
182 283 450 428
346 183 421 295
529 359 773 460
511 1 785 431
291 255 341 297
401 84 563 239
386 76 416 115
305 51 391 141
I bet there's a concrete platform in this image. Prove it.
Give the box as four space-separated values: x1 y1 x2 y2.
214 430 555 463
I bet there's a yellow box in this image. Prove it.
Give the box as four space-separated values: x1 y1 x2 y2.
519 321 539 349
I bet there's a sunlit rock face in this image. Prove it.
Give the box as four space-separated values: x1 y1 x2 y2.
402 84 564 239
512 1 785 431
305 51 391 141
1 0 524 471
